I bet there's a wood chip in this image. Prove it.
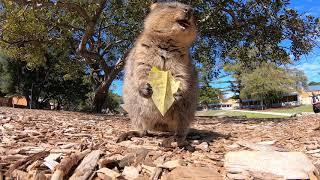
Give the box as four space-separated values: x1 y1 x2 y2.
51 149 91 180
28 170 47 180
150 167 163 180
11 169 28 180
122 166 140 180
307 149 320 154
158 160 181 170
43 160 59 171
164 166 223 180
44 153 62 162
26 160 43 172
5 151 49 176
141 164 156 175
69 150 102 180
97 168 121 179
1 107 320 180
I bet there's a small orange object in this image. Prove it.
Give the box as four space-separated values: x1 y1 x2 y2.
9 96 28 108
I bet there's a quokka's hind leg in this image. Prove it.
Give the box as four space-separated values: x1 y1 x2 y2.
116 116 149 143
116 130 148 143
161 111 191 147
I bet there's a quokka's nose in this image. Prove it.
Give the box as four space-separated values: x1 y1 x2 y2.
184 7 193 18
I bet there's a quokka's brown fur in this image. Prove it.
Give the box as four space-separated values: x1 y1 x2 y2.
120 2 198 145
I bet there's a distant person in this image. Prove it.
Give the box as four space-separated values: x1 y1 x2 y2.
311 92 319 104
311 92 320 113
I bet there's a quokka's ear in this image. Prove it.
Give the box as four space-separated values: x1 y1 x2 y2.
150 3 159 11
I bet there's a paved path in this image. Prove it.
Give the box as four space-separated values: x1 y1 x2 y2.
229 110 293 117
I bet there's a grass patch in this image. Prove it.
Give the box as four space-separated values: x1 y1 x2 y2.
196 110 284 119
264 105 313 113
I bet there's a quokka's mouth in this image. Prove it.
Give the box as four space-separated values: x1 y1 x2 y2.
176 19 190 29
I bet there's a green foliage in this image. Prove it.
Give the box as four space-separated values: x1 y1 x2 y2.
0 0 154 112
105 92 121 112
186 0 319 79
199 86 223 106
0 52 90 110
0 0 151 70
0 55 14 94
309 81 320 86
289 68 308 88
240 62 304 104
80 91 121 112
0 0 319 112
39 62 90 110
1 0 319 81
224 61 308 102
224 62 249 99
0 2 62 68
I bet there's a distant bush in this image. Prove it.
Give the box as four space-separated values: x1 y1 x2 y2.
79 91 121 113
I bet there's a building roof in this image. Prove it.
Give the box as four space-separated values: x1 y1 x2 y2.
306 85 320 92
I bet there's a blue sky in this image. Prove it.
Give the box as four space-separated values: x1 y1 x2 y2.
290 0 320 83
111 0 320 96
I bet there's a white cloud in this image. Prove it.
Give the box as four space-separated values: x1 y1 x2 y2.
297 63 320 71
295 59 320 82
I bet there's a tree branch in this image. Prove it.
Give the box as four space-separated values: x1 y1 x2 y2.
105 50 129 82
77 0 107 64
101 40 123 57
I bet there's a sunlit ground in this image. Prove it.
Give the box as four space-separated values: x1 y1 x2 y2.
196 105 313 119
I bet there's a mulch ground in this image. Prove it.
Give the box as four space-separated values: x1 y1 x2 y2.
0 107 319 179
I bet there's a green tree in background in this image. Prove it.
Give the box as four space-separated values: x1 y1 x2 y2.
1 0 319 112
309 81 320 86
224 62 249 100
0 54 15 94
105 92 121 113
199 86 223 110
0 52 91 110
240 62 307 109
0 0 151 112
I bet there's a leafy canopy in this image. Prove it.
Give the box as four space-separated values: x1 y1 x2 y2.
1 0 319 80
199 86 223 106
240 62 307 102
309 81 320 86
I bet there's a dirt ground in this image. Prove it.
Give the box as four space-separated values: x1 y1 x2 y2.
0 107 320 179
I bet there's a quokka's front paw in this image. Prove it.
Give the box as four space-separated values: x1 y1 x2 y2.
173 88 183 101
139 83 153 98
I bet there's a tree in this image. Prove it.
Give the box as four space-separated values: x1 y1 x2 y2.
239 62 306 109
0 54 15 94
0 52 90 110
289 68 308 88
199 86 223 109
309 81 320 86
223 62 249 100
0 0 152 112
1 0 319 112
105 92 121 113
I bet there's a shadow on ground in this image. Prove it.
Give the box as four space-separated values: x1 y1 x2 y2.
196 116 291 125
187 128 230 142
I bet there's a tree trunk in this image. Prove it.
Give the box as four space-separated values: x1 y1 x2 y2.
91 54 127 113
56 101 62 110
93 81 111 113
260 100 264 110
